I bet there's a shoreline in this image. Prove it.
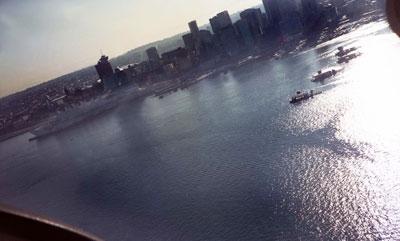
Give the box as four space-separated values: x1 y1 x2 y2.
168 11 387 91
0 11 386 144
0 121 47 143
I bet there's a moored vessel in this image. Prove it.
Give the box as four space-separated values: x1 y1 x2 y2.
290 90 322 104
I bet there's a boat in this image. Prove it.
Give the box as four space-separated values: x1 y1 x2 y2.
29 97 117 141
336 46 357 57
312 69 337 82
337 53 361 64
28 86 150 141
290 90 322 104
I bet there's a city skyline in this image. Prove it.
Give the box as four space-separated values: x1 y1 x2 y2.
0 0 261 98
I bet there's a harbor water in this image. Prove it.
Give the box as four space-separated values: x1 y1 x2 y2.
1 21 400 240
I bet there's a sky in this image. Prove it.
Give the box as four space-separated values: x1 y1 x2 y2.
0 0 261 97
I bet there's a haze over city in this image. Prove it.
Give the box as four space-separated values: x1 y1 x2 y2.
0 0 395 240
0 0 261 98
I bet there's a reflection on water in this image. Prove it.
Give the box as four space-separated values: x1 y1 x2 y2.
278 22 400 240
1 21 400 240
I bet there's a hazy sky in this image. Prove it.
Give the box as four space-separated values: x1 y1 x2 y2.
0 0 261 97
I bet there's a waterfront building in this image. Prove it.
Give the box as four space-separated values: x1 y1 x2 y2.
114 67 129 86
184 23 216 59
344 0 367 18
95 55 140 89
240 8 265 41
209 11 240 56
198 30 217 59
331 0 346 15
128 61 152 85
199 30 213 45
135 61 152 75
279 0 301 20
209 11 233 35
234 19 255 47
95 55 113 81
95 55 117 90
188 20 202 54
161 47 194 74
218 25 240 56
301 0 319 15
301 0 322 31
322 4 339 22
146 47 162 72
261 13 271 30
278 0 304 37
146 47 160 62
279 16 303 38
301 0 321 23
262 0 281 26
182 33 196 52
189 20 200 40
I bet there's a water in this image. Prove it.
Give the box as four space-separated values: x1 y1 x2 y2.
1 21 400 241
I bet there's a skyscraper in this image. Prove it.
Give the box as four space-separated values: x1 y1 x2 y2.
240 8 265 40
217 26 240 55
235 19 255 47
209 11 239 56
188 20 202 54
95 55 113 81
279 0 301 19
209 11 233 34
262 0 281 26
95 55 116 90
188 21 200 40
198 30 216 59
276 0 303 36
301 0 319 20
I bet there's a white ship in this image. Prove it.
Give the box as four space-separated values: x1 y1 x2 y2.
29 85 152 141
29 97 117 141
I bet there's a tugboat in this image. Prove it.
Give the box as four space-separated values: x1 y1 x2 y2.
337 53 360 64
312 69 337 82
336 46 357 57
290 90 322 104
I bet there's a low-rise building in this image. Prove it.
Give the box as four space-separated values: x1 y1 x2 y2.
161 47 194 74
